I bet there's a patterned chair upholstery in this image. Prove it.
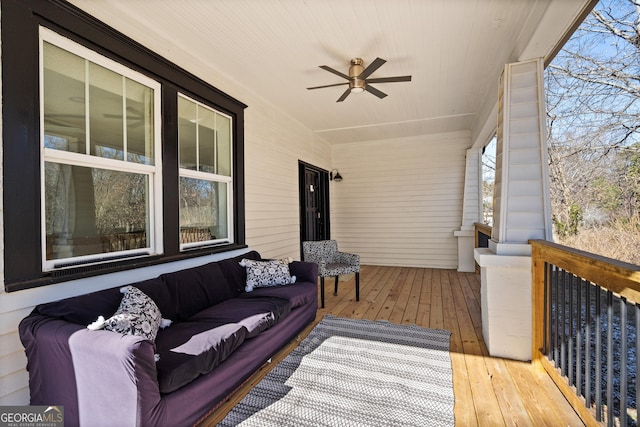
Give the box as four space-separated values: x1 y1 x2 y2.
302 240 360 308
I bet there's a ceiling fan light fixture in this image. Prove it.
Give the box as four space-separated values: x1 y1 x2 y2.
349 58 366 93
350 79 366 93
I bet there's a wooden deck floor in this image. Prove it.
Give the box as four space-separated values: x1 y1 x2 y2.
200 265 584 426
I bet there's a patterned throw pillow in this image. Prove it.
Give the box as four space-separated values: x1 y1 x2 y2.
240 259 296 292
100 286 163 342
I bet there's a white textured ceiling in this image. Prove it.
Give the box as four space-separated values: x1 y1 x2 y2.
67 0 590 144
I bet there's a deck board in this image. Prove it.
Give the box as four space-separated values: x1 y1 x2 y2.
199 265 585 427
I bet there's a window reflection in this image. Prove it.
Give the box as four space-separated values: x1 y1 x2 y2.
42 41 155 165
45 162 150 260
179 177 228 243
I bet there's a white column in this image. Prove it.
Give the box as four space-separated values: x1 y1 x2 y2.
474 58 551 361
454 147 482 272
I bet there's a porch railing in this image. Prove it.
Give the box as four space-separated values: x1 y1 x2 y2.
474 223 492 272
531 239 640 427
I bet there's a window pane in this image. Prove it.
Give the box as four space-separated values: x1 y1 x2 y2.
178 97 197 170
198 107 216 173
89 63 124 160
126 79 154 165
43 40 156 165
216 113 232 176
45 162 150 261
179 177 228 243
43 42 86 153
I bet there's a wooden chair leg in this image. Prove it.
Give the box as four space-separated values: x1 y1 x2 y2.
355 272 360 301
334 276 339 295
320 276 325 308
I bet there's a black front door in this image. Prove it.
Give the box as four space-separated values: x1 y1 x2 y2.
298 161 330 257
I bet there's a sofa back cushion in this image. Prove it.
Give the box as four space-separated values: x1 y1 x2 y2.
34 250 263 325
35 277 166 326
157 251 261 321
159 262 231 321
217 250 260 293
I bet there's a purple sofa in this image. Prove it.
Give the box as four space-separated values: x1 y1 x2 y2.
19 251 318 427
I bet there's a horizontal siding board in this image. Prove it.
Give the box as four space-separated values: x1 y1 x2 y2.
508 132 540 149
0 352 27 378
507 180 544 197
506 211 545 228
0 333 22 358
509 101 538 119
245 217 300 228
504 196 547 211
0 387 29 406
510 70 538 88
509 117 540 134
0 370 29 400
0 308 32 336
509 149 543 165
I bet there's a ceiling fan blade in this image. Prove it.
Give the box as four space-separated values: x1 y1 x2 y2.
365 85 387 99
358 57 386 79
366 75 412 84
307 82 349 90
319 65 350 80
336 88 351 102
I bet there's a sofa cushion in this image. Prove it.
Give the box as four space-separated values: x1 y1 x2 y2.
217 251 261 293
240 259 295 291
97 286 163 342
189 296 291 338
239 281 317 309
155 321 247 393
159 262 237 321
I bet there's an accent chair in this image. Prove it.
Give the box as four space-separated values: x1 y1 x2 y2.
302 240 360 308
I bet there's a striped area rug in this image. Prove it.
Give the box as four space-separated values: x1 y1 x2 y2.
217 315 454 427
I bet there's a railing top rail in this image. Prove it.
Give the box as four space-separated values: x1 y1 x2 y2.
474 222 492 234
530 239 640 304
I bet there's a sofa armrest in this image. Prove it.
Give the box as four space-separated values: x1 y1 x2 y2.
19 315 85 424
289 261 318 283
69 330 162 427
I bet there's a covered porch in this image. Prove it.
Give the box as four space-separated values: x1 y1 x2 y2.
0 0 618 420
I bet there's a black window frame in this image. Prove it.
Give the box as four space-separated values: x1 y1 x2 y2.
2 0 247 292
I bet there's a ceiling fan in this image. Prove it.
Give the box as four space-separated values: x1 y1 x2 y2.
307 57 411 102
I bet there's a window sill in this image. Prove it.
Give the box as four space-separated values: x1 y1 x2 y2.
4 243 248 293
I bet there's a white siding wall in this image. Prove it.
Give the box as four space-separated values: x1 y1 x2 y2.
244 108 331 260
331 131 471 268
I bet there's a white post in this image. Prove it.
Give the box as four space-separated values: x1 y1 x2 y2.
475 58 551 361
454 147 482 272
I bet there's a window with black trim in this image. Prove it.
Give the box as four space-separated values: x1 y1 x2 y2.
2 0 247 291
41 28 163 270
